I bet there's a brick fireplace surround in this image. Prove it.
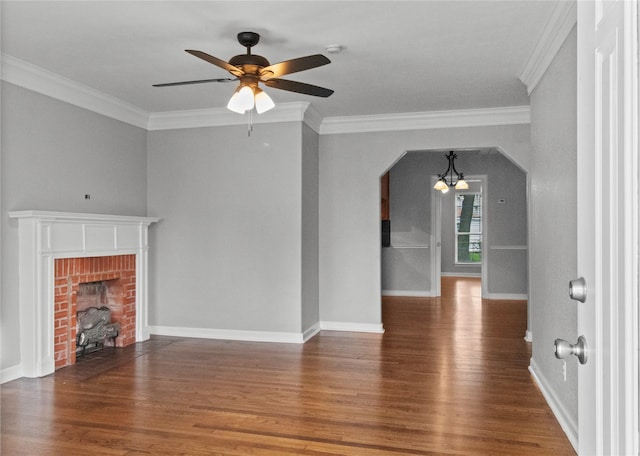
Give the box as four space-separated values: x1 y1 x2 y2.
9 211 159 378
54 255 136 369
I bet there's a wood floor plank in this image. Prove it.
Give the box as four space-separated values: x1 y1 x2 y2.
1 277 575 455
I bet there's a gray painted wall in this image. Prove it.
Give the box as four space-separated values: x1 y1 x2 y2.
1 82 148 371
529 28 578 421
147 122 312 334
382 152 433 293
319 124 531 325
382 150 527 295
301 123 320 332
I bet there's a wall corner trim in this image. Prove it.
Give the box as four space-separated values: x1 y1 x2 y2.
518 1 577 95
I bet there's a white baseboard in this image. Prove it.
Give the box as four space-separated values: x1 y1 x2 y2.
302 323 321 342
149 325 306 344
149 321 380 344
381 290 435 297
320 321 385 333
1 364 24 384
528 358 578 453
440 272 482 278
484 292 528 300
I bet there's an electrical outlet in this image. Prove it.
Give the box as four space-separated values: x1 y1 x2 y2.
84 194 91 200
562 360 567 381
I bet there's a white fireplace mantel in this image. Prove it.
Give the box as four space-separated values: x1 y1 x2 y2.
9 211 159 378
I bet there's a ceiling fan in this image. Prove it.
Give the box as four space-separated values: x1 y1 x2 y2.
154 31 334 114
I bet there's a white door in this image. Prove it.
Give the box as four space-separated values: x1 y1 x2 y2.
576 1 638 454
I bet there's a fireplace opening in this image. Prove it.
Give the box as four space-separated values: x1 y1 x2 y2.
54 255 137 369
76 280 122 356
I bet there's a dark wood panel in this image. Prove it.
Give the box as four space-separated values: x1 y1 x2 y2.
1 277 575 455
381 171 390 221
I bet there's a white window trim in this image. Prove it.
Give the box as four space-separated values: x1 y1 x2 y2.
454 184 483 266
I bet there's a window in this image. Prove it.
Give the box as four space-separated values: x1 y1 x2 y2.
455 192 482 264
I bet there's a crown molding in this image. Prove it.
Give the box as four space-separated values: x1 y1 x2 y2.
1 54 149 129
2 53 531 134
518 0 577 95
319 105 530 135
147 102 312 131
303 103 323 134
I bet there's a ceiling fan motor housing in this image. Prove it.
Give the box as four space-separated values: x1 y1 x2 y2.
237 31 260 48
230 32 270 71
229 54 270 69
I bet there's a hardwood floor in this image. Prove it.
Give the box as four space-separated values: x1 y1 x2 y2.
1 277 575 455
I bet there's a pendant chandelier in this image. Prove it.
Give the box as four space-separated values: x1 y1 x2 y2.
433 151 469 194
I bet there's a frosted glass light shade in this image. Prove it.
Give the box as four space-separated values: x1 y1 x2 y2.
227 91 246 113
434 180 449 192
455 179 469 190
227 86 255 113
254 89 275 114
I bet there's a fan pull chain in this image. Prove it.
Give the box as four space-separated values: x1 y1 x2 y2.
247 109 254 136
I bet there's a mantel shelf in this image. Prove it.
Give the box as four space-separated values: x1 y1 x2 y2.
9 210 159 224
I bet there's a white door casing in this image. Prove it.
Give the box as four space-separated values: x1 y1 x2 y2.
576 1 638 454
431 175 442 297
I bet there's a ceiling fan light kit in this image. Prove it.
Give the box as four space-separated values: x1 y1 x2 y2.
155 31 333 120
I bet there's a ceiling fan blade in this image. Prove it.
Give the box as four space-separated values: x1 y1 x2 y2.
263 78 334 98
185 50 244 77
260 54 330 79
153 78 237 87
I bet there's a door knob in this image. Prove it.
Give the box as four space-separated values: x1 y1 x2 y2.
554 335 588 364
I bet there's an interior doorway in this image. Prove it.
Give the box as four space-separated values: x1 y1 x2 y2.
381 148 527 301
431 175 487 297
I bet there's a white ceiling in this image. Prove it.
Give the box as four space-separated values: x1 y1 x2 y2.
1 1 557 119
